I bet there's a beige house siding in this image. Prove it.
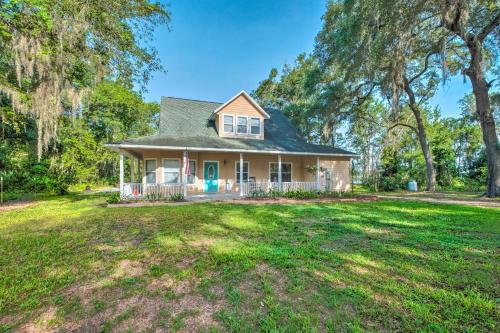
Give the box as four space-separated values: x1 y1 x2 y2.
216 95 266 140
139 150 351 192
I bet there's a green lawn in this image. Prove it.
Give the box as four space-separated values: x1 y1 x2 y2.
0 195 498 332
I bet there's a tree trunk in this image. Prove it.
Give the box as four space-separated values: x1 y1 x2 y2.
466 43 499 197
441 5 500 196
403 77 437 191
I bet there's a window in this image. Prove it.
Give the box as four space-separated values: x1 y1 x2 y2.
235 161 249 183
237 116 247 134
187 160 196 184
163 159 180 184
145 159 156 184
270 163 292 182
223 115 234 133
250 118 260 135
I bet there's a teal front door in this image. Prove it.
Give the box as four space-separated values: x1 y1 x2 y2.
203 161 219 192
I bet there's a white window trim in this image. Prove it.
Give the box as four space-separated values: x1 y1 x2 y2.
221 113 262 137
162 158 181 185
236 115 249 135
144 158 157 184
268 162 293 182
187 159 197 185
222 114 234 134
234 160 250 184
250 117 261 135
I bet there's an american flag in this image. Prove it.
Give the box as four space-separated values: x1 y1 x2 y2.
184 152 190 176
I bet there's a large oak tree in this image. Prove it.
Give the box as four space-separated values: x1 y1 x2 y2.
0 0 169 159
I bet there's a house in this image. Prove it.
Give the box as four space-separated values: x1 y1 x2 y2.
106 91 357 198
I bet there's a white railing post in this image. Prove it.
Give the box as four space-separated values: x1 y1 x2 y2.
278 154 282 191
316 156 320 191
239 153 244 196
119 153 124 198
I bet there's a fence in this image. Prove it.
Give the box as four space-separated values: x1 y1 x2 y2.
241 181 320 196
122 183 183 199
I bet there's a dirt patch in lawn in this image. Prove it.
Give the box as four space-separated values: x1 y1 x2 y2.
0 200 34 211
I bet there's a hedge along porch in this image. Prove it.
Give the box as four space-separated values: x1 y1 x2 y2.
111 147 353 199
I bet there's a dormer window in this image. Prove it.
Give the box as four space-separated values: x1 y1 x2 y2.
250 118 260 135
223 115 234 133
237 116 248 134
212 91 270 140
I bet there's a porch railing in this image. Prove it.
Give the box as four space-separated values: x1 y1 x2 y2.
122 182 142 199
122 180 345 199
241 181 320 196
122 183 183 199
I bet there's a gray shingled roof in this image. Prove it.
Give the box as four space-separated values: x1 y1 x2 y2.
115 97 356 156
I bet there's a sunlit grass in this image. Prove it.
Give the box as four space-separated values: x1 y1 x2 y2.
0 194 498 332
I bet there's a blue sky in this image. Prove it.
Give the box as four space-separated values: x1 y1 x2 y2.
144 0 470 118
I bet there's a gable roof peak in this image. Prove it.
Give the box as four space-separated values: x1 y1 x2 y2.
210 90 270 119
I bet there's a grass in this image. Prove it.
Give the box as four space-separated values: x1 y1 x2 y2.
0 193 498 332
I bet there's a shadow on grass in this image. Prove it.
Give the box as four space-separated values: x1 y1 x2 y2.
0 196 498 332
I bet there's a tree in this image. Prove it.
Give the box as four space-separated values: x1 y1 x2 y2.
0 0 169 159
253 54 327 143
439 0 499 196
84 80 159 143
315 0 443 191
0 79 159 193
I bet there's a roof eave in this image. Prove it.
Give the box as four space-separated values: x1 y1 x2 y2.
209 90 270 120
104 143 358 158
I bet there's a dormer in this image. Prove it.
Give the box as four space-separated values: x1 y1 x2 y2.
210 91 270 140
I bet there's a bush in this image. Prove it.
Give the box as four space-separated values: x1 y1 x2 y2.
168 193 184 201
144 192 185 201
106 192 121 204
248 188 269 198
379 175 404 191
283 189 319 199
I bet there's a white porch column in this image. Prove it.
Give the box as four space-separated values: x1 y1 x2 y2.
130 158 135 183
137 159 141 183
119 153 124 198
278 154 282 190
183 151 188 198
239 153 244 196
316 156 320 191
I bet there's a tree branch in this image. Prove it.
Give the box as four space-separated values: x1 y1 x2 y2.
387 122 418 134
478 12 500 42
486 78 497 89
408 51 438 85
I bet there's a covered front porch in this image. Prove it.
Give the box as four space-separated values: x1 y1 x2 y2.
115 147 352 200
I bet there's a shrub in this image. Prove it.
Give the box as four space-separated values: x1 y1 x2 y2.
379 175 404 191
169 193 184 201
283 189 319 199
106 192 121 204
248 188 269 198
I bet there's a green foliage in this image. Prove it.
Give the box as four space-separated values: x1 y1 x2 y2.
253 54 328 143
248 188 354 199
0 0 170 157
84 81 159 142
106 192 120 204
144 191 184 202
168 193 185 202
283 189 320 199
0 80 159 194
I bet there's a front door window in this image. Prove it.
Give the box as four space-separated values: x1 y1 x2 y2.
208 165 215 179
